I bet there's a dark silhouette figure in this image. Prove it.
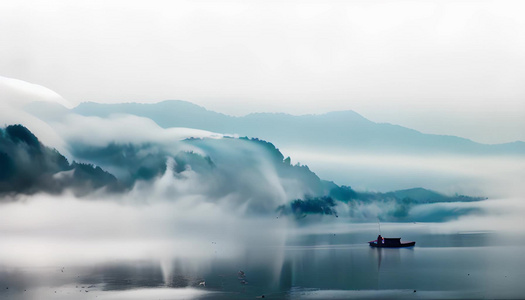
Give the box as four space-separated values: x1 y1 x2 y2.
377 235 383 246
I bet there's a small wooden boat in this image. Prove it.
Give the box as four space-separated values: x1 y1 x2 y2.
369 237 415 248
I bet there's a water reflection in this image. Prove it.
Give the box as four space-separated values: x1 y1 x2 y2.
2 226 524 299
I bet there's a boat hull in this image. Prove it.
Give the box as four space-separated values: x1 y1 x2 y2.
369 240 415 248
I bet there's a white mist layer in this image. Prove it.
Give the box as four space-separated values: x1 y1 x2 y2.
283 149 525 198
51 113 224 149
0 192 289 276
0 76 72 109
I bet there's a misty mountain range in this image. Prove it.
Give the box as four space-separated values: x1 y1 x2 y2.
62 100 525 155
0 125 122 196
1 124 484 221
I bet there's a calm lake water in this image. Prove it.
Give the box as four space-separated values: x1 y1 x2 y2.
1 222 524 300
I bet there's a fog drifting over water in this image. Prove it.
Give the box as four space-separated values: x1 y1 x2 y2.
0 193 289 268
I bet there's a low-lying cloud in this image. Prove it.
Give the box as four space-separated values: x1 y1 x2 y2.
1 79 519 223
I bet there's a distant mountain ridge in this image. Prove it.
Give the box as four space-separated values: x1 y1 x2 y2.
70 100 525 155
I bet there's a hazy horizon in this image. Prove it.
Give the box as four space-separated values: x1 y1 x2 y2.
2 76 524 146
1 0 525 144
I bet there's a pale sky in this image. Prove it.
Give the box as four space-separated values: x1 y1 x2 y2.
1 0 524 144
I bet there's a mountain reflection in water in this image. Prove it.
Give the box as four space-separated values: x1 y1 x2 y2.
1 224 524 300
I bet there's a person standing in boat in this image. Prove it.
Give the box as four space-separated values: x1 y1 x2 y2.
377 235 383 246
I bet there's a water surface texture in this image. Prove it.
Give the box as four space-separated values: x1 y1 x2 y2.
1 220 524 299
